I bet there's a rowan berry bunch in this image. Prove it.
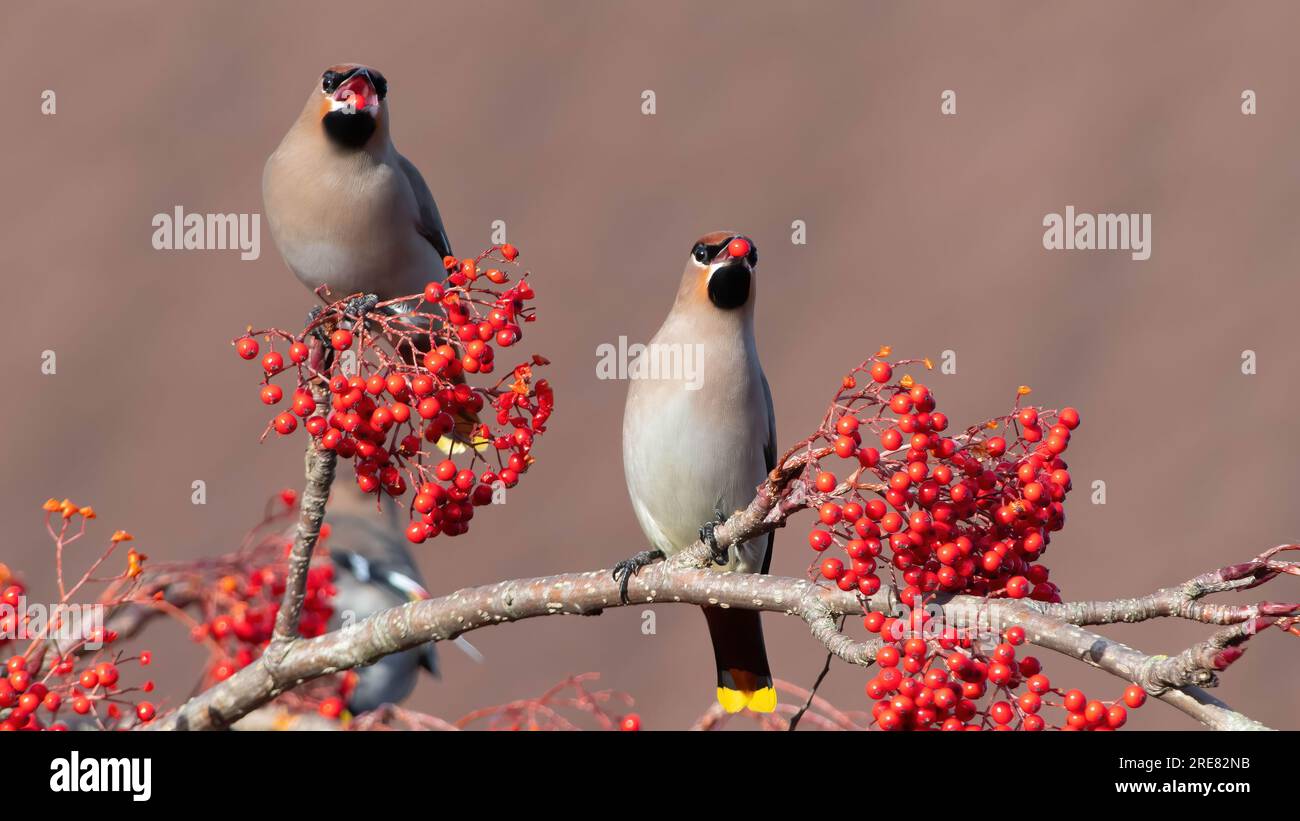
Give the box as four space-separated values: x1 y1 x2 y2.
128 489 351 709
805 347 1076 605
232 244 553 544
798 348 1131 730
859 616 1145 731
0 500 157 731
191 551 336 686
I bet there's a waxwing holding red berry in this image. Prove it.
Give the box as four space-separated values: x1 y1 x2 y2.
616 232 778 714
263 64 484 454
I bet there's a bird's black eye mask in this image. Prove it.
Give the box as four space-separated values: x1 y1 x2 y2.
321 67 388 100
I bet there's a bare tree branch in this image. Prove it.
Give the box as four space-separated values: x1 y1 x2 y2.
270 414 336 647
148 438 1290 732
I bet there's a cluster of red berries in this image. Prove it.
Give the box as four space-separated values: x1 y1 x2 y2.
0 501 159 730
801 351 1132 730
192 550 336 685
1 588 156 731
808 352 1078 604
860 618 1147 731
233 245 552 544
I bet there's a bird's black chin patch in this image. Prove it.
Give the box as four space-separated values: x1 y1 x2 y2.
323 110 376 149
708 263 751 310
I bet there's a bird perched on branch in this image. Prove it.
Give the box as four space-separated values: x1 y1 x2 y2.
618 232 778 714
263 63 451 306
262 63 481 453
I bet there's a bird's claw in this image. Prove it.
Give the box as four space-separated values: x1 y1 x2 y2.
612 549 664 604
304 305 331 345
700 508 730 566
343 293 381 326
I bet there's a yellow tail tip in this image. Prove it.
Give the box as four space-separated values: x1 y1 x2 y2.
748 686 777 713
716 686 777 714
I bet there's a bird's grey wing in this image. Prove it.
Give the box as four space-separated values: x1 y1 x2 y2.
397 153 453 261
760 371 777 575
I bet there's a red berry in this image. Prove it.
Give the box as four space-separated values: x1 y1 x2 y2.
235 337 259 360
1123 685 1147 708
274 413 298 435
405 522 429 544
261 351 284 374
330 329 353 350
1063 689 1086 713
1106 705 1128 728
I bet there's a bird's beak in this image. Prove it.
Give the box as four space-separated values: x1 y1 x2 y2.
330 69 379 115
708 236 756 279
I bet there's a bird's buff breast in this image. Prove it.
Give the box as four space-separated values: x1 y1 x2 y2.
264 148 438 299
624 376 768 569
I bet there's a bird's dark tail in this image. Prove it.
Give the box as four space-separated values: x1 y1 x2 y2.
703 606 775 713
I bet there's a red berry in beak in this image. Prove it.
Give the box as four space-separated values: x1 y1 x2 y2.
334 74 373 111
727 238 750 259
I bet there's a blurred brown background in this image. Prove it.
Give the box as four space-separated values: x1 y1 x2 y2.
3 1 1298 730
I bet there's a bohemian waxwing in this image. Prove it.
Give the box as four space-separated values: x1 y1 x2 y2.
618 232 777 714
325 481 481 714
262 64 483 453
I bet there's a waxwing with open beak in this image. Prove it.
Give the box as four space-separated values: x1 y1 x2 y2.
263 64 483 453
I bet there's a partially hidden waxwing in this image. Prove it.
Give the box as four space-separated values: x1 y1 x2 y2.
324 480 481 715
621 232 777 714
263 64 484 453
